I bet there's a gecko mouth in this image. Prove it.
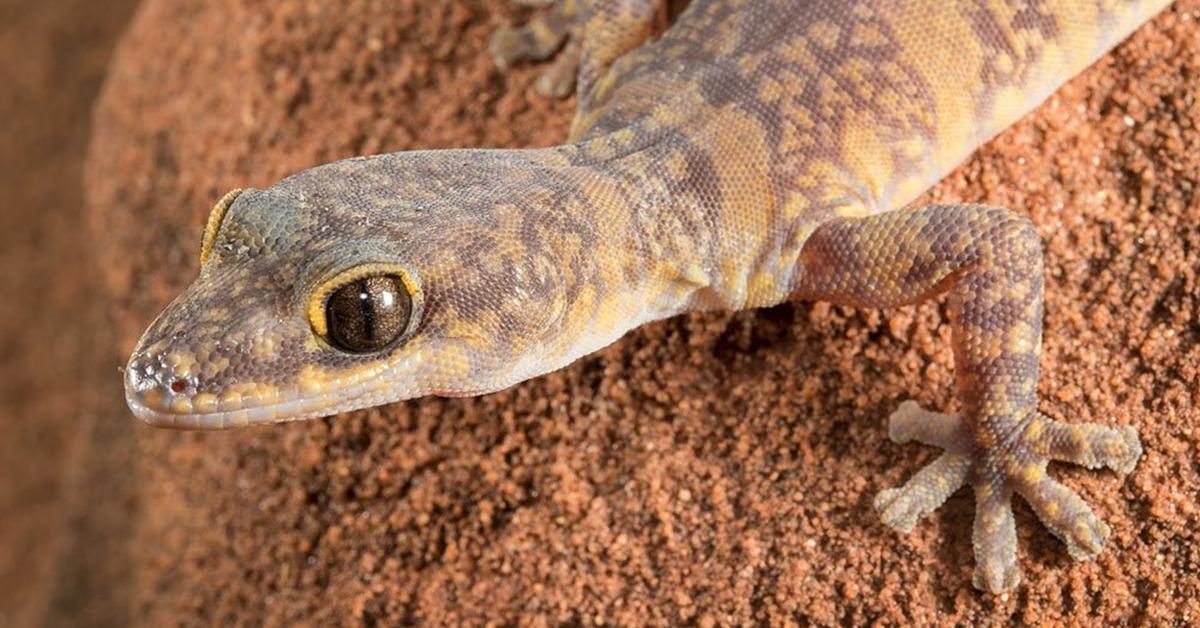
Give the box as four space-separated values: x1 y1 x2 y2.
126 387 343 429
123 353 422 430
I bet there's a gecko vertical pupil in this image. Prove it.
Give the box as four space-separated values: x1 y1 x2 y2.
326 275 411 352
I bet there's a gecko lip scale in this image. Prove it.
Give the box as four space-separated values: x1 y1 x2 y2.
126 388 312 430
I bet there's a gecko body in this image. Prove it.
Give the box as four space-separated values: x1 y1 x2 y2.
125 0 1167 591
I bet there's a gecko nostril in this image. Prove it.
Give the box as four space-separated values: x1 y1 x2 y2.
170 378 189 394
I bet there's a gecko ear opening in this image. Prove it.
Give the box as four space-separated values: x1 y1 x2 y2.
198 188 245 267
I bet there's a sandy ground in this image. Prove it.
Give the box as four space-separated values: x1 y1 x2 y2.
3 0 1195 625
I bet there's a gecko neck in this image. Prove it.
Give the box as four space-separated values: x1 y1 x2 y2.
561 106 827 318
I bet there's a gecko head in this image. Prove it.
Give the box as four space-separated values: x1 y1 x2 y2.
124 151 576 429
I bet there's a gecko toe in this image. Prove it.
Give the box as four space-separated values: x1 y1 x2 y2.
874 452 971 532
533 39 580 98
873 488 912 531
973 549 1021 593
886 400 970 451
1110 425 1142 475
490 0 570 64
876 403 972 532
1016 472 1111 562
971 481 1020 593
490 23 564 68
1029 414 1142 474
490 0 579 97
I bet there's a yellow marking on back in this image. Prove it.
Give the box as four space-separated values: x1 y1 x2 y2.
841 117 894 206
708 106 780 305
808 19 841 51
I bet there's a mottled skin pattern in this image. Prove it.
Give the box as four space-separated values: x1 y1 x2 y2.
123 0 1167 592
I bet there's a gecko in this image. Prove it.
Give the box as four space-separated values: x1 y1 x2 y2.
122 0 1166 592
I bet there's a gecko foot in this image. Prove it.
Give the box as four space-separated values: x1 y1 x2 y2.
490 0 580 98
873 400 1141 592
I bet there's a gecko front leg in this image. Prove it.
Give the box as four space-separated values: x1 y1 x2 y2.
792 204 1142 592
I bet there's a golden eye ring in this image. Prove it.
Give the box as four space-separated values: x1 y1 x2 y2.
308 264 422 353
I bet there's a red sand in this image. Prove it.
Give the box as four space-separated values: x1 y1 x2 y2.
73 0 1200 624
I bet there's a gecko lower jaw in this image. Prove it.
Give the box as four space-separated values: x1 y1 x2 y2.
126 386 327 430
124 381 410 430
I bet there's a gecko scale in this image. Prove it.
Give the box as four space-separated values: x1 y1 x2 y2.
124 0 1166 592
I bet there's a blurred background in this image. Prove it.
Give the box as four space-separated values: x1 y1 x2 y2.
0 1 141 625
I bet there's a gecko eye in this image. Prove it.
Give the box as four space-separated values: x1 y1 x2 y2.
325 275 412 353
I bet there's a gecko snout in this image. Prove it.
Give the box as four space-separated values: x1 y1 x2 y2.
123 351 201 428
